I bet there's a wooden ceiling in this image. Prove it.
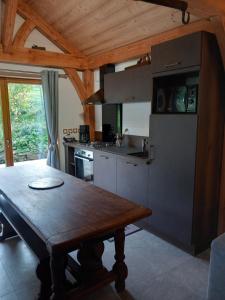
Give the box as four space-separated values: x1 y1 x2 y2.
22 0 199 56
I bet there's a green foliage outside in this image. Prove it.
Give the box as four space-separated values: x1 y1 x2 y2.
0 83 48 164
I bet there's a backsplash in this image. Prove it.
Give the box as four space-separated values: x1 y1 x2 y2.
122 134 149 149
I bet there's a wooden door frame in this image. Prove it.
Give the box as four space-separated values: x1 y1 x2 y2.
0 77 42 166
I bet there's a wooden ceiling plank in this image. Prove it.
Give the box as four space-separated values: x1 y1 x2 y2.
2 0 18 53
17 0 85 57
64 0 141 39
54 0 109 37
0 48 88 70
73 5 163 52
81 8 187 55
13 19 35 48
83 70 95 141
88 19 214 69
64 68 87 100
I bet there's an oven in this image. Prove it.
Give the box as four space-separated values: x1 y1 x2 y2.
74 148 94 183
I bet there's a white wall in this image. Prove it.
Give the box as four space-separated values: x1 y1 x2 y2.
94 60 151 137
0 15 84 171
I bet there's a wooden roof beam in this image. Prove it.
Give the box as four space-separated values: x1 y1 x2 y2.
64 68 87 100
187 0 225 17
88 18 214 69
0 48 88 70
17 0 85 58
13 19 35 48
2 0 18 53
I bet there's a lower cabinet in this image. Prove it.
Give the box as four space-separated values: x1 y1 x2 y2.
93 151 117 193
116 157 148 206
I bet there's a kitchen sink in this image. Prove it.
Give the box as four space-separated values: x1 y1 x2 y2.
128 152 148 158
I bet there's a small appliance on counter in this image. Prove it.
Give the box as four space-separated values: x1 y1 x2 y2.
79 125 90 143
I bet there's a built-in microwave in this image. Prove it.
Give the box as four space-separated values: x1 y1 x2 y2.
153 71 199 114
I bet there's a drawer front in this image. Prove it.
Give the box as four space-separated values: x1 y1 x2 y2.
93 151 117 193
151 32 202 74
116 157 148 206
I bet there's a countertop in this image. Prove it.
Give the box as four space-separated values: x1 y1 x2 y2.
64 142 150 164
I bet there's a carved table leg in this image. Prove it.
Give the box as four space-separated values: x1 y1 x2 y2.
76 240 105 283
0 212 17 241
113 228 128 293
36 258 52 300
50 254 67 300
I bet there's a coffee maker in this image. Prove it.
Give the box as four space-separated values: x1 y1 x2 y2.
79 125 90 143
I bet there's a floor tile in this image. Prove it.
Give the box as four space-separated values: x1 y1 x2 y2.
0 262 14 297
0 292 17 300
0 230 210 300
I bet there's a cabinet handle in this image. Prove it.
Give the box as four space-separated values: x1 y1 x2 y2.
149 145 155 163
126 162 137 167
164 61 181 68
100 155 109 159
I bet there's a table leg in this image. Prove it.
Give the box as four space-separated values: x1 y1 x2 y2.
0 212 17 241
50 254 67 300
113 228 128 293
77 240 105 282
36 258 52 300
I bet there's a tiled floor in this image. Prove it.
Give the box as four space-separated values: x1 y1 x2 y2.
0 230 210 300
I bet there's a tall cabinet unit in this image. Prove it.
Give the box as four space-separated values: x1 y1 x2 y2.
148 32 225 254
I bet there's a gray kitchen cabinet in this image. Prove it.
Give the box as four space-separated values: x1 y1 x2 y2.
148 32 225 254
148 115 197 248
151 32 202 74
104 64 152 103
116 157 148 206
93 151 117 193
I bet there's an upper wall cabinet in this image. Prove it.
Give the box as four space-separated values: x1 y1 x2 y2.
104 64 152 103
151 32 202 74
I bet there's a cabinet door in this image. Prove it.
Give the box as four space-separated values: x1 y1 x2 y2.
151 32 201 74
148 115 197 246
93 151 116 193
104 65 152 103
116 157 148 206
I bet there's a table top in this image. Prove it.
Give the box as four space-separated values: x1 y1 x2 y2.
0 164 151 253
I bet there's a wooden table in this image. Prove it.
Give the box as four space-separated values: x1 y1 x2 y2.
0 164 151 300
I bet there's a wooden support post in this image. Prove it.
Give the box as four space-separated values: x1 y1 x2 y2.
211 16 225 69
83 70 95 141
2 0 18 53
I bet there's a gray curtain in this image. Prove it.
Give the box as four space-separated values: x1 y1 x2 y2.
41 70 60 169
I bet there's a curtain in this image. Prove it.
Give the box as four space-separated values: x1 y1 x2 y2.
41 70 60 169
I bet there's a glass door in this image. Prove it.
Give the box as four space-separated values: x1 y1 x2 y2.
0 80 13 167
7 81 48 164
0 78 48 167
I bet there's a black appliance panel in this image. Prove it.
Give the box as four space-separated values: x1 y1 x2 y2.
102 104 122 142
74 148 93 182
153 71 199 114
79 125 90 143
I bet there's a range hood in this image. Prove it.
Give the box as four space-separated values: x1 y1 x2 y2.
84 64 115 105
83 88 104 105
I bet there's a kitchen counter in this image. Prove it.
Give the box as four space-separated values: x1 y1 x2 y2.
64 142 150 164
